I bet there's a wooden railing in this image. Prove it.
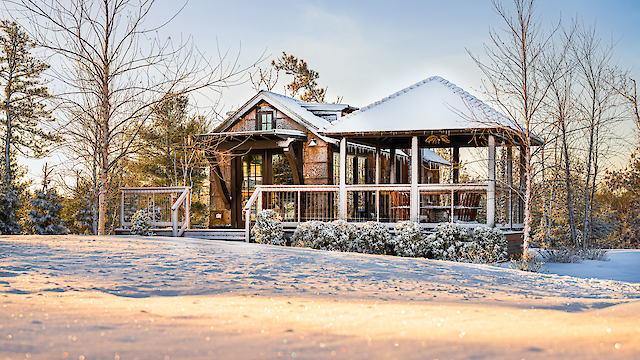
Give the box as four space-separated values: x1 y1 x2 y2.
242 183 523 241
120 186 191 237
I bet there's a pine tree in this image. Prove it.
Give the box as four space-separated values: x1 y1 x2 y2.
272 52 328 103
0 21 56 184
25 164 67 235
0 21 56 233
0 182 21 234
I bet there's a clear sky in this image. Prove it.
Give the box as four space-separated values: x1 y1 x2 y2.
150 0 640 110
4 0 640 181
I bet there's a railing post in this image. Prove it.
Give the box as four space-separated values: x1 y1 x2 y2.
410 136 419 223
487 135 496 228
297 190 301 222
450 189 454 223
339 137 347 220
120 190 125 228
172 208 178 237
245 209 250 242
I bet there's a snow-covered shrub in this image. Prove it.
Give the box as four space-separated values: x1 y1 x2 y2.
461 227 508 264
130 209 152 236
291 221 325 248
581 247 609 261
424 222 471 260
25 188 68 235
393 221 428 257
508 252 545 272
353 221 393 255
422 223 507 263
314 220 357 252
253 210 284 245
0 185 22 235
539 246 582 263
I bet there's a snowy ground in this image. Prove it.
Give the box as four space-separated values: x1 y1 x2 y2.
1 235 639 359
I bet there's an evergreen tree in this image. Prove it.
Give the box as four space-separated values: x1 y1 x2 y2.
0 182 21 234
0 21 56 233
25 164 67 235
0 21 56 184
272 52 327 103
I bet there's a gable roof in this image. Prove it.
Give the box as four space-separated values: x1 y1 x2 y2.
320 76 512 135
213 91 353 141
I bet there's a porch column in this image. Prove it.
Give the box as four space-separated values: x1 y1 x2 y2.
375 144 380 222
487 135 496 228
390 147 396 184
452 146 460 184
339 137 347 220
410 136 419 223
375 144 380 185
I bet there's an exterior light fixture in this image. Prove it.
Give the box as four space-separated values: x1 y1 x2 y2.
308 138 317 147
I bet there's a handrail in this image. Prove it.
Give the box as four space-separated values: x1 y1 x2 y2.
171 189 190 211
241 181 519 242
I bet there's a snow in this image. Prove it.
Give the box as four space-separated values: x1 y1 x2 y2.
321 76 512 134
541 250 640 284
1 235 638 359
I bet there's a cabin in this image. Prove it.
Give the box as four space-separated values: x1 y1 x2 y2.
120 76 530 254
199 76 529 248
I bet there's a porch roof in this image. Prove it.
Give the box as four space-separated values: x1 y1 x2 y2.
320 76 537 147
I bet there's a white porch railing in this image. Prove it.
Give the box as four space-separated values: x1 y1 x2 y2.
242 183 523 242
120 186 192 237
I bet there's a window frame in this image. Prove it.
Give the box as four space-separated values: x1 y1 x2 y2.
256 109 275 131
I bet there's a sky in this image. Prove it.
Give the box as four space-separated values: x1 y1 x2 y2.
4 0 640 182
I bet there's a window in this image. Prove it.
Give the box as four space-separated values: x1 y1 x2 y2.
257 110 274 130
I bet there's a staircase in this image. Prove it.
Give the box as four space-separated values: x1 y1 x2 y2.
115 228 246 241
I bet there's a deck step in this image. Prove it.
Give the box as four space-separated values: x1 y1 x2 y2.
115 228 247 241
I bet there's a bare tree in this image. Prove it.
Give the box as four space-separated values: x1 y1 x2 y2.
469 0 557 253
540 24 580 245
14 0 258 234
571 24 619 247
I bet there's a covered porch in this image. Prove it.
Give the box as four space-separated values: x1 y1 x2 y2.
242 77 535 240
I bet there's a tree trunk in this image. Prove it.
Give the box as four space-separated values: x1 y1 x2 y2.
560 118 578 245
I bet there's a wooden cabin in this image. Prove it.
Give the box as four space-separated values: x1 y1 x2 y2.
195 76 532 248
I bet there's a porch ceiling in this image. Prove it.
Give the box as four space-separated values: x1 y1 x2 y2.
195 129 307 152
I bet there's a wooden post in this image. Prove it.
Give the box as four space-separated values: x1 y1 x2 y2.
410 136 419 223
390 147 396 184
120 190 125 228
375 144 380 222
452 147 460 184
487 135 496 228
339 137 347 220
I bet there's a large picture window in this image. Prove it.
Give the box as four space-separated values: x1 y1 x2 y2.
257 110 274 130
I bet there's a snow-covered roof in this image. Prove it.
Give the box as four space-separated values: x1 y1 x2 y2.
213 91 353 143
422 149 451 166
321 76 512 135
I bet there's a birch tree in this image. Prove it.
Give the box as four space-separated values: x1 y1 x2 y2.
469 0 557 253
16 0 256 234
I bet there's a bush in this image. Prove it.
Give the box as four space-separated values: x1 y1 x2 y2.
463 227 508 264
393 221 429 257
291 221 325 248
253 210 284 245
421 223 507 264
508 252 545 272
130 209 152 236
353 221 394 255
314 220 357 252
424 222 471 260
